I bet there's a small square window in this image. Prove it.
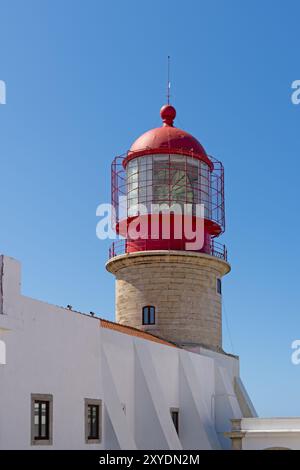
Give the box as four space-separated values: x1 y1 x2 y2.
31 394 53 445
142 306 156 325
85 399 102 444
217 278 222 295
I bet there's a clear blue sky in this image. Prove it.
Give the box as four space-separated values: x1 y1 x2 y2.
1 0 300 417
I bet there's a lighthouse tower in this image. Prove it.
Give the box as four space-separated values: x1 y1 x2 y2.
106 104 230 351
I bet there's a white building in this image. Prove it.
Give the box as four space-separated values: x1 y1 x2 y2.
0 255 256 450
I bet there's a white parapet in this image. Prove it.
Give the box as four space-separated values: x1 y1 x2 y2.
226 417 300 450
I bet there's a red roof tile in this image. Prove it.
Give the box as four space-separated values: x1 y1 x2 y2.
100 319 178 348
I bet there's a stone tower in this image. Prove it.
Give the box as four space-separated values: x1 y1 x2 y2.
106 104 230 351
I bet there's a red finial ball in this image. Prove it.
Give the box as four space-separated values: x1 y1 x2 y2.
160 104 176 126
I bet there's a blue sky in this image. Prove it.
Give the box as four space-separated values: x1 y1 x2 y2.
1 0 300 416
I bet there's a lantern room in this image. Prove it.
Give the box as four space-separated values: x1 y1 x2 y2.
110 105 226 260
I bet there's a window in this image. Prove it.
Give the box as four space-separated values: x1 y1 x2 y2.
127 154 212 218
153 155 195 208
88 405 99 439
127 159 139 216
217 278 222 295
85 399 102 444
31 394 53 445
0 339 6 365
142 306 155 325
170 408 179 435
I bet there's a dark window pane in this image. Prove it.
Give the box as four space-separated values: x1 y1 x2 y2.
171 410 179 434
142 307 148 325
149 307 155 324
33 400 49 440
34 405 39 437
88 405 99 439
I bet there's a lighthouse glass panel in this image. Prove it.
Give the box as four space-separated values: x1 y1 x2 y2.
126 154 211 218
127 158 138 216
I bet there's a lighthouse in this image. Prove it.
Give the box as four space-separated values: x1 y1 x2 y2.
106 104 230 351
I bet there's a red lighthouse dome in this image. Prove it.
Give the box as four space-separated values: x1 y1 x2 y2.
125 105 212 169
110 104 226 260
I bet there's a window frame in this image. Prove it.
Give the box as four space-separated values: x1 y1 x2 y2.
84 398 102 444
31 394 53 446
142 305 156 325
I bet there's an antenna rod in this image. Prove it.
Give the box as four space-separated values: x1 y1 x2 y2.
167 55 171 104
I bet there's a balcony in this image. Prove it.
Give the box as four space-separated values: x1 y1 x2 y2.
108 239 228 261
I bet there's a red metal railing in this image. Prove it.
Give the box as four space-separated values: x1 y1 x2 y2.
108 239 227 261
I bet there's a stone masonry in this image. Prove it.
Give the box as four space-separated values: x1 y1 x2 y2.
106 250 231 351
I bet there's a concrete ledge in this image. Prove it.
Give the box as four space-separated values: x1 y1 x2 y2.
106 250 231 276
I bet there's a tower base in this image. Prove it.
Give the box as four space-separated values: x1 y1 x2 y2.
106 250 231 351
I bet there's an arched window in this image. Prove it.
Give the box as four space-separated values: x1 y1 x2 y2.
142 306 155 325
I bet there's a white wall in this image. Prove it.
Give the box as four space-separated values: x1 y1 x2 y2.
0 256 103 450
240 418 300 450
0 255 248 450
